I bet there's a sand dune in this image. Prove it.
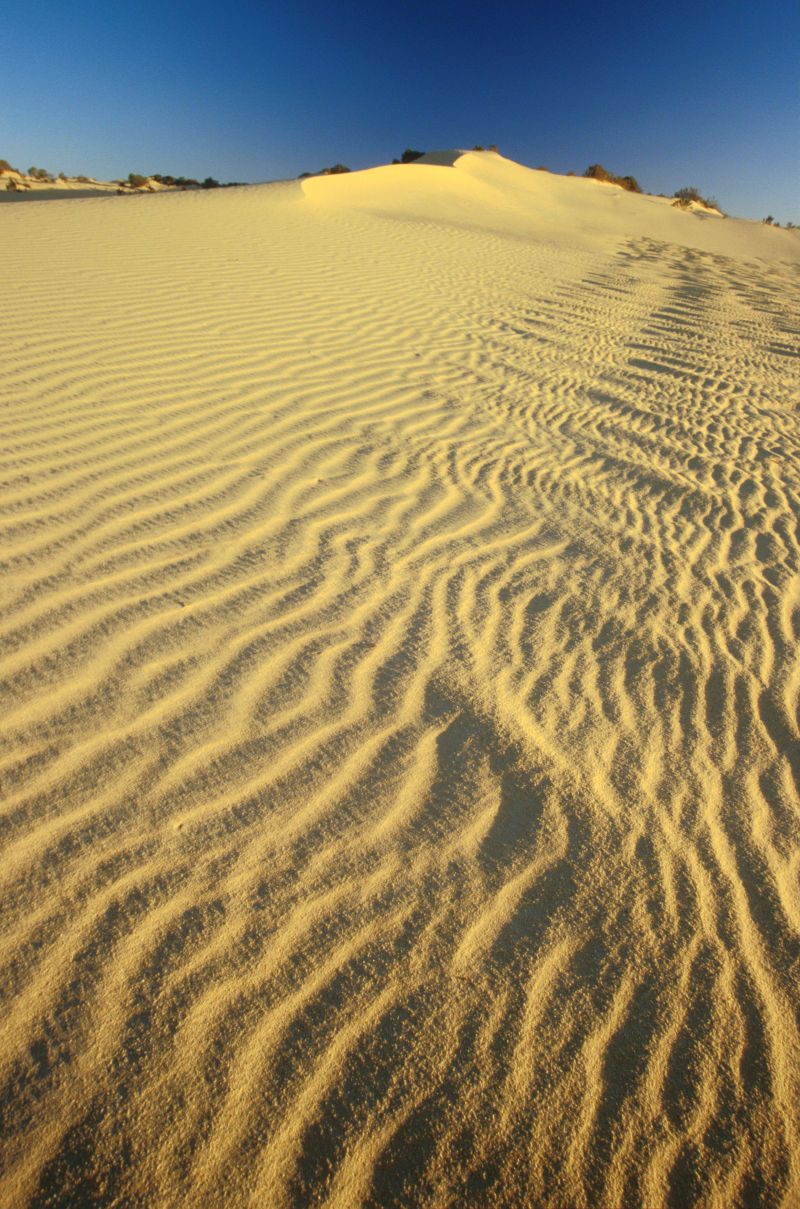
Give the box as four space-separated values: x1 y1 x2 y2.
1 151 799 1208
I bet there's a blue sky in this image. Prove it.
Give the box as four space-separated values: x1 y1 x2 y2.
3 0 798 221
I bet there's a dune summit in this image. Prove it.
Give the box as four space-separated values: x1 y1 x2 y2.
1 151 799 1208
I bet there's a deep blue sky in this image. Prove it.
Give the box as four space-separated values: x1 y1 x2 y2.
3 0 798 221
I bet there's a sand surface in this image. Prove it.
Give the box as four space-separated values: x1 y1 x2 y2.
1 152 799 1208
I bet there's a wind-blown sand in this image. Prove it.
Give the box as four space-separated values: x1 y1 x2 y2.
1 151 799 1208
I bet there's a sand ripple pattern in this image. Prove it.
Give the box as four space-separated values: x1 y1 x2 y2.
2 187 800 1208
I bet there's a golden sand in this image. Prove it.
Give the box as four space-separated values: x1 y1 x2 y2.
1 152 799 1208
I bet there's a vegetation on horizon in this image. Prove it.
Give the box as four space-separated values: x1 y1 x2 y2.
583 164 641 193
2 151 797 225
672 185 721 212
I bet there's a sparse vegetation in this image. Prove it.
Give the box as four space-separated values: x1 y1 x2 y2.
763 216 774 225
400 149 424 163
0 158 17 173
673 186 721 212
583 165 641 193
151 175 200 187
27 167 51 181
298 163 350 178
127 173 148 188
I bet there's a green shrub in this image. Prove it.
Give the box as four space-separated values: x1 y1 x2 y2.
128 173 148 188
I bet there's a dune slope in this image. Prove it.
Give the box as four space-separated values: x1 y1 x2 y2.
1 154 800 1208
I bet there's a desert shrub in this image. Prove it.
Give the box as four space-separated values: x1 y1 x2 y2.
673 186 720 211
28 166 50 180
473 145 484 151
400 149 424 163
201 177 220 188
672 197 691 209
584 164 612 182
57 172 67 181
128 173 148 188
763 216 774 225
0 158 16 173
584 164 642 192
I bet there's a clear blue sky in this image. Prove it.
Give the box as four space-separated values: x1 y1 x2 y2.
3 0 798 222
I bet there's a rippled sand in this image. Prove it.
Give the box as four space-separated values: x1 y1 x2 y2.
2 153 799 1208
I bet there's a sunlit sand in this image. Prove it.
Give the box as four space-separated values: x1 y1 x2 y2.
2 151 799 1208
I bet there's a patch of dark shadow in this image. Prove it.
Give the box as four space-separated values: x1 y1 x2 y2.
286 992 427 1206
767 343 800 359
757 688 800 799
634 832 669 933
676 648 700 749
649 309 695 327
265 958 378 1101
582 975 663 1206
757 765 799 859
462 1160 503 1203
485 811 588 969
666 1140 705 1209
524 590 555 618
661 940 721 1134
30 1101 132 1209
628 356 699 382
720 773 800 981
704 667 727 741
366 1088 442 1207
136 899 226 994
371 600 431 717
591 614 625 654
755 531 783 567
729 964 774 1102
736 1146 791 1209
474 742 551 875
